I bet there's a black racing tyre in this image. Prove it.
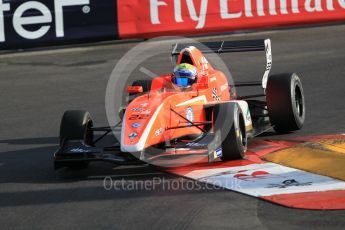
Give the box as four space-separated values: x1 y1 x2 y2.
129 80 152 96
213 103 247 161
59 110 94 169
59 110 94 146
266 73 305 132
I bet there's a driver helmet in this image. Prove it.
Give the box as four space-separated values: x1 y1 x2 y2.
172 63 197 88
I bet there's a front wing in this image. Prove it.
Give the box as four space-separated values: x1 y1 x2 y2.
54 132 224 170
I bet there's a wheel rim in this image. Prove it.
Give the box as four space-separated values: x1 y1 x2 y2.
240 128 247 151
295 85 303 117
238 116 247 151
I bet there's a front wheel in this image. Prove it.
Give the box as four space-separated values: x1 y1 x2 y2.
58 110 94 169
213 103 247 161
59 110 94 145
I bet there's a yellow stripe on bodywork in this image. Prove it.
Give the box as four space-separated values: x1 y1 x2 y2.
263 139 345 181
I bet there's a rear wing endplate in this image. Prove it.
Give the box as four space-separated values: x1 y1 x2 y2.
171 39 272 89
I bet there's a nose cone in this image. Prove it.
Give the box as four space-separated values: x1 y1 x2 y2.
122 102 151 147
121 94 167 153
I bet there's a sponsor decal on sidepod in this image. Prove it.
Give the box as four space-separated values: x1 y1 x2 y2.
155 127 163 136
186 107 194 125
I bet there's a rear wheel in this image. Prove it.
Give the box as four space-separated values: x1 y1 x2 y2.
59 110 94 168
266 73 305 132
213 103 247 161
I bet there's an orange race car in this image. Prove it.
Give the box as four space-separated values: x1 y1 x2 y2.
54 39 305 169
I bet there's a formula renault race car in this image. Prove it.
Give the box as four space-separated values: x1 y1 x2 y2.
54 39 305 169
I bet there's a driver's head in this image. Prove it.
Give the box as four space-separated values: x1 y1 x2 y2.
172 63 197 89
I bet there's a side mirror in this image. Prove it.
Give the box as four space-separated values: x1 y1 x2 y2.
118 107 126 120
127 86 143 94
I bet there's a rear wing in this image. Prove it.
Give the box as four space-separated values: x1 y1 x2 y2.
171 39 272 89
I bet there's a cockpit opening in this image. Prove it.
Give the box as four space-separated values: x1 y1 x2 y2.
179 51 194 65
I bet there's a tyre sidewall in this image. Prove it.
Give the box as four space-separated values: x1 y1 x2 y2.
290 73 305 129
213 103 246 161
266 73 305 132
59 110 93 145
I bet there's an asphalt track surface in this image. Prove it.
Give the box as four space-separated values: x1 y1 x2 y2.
0 24 345 230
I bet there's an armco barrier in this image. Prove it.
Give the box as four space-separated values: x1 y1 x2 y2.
2 0 345 50
0 0 118 50
117 0 345 38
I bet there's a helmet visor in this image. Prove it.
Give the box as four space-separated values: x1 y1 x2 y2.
173 76 195 87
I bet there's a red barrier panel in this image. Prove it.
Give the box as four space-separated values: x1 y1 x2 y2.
117 0 345 38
